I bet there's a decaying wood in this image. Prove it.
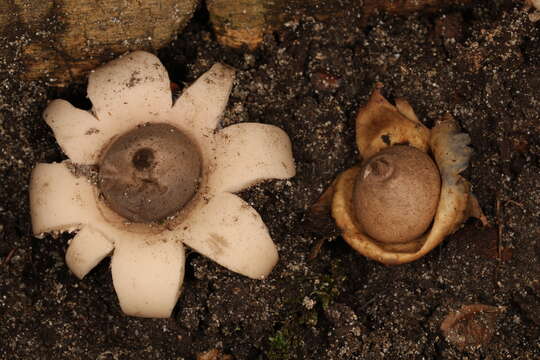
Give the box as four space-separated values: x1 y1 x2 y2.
362 0 474 16
196 349 233 360
207 0 266 50
0 0 198 86
208 0 474 49
0 0 476 84
207 0 349 49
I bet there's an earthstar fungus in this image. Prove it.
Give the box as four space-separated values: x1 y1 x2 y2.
30 51 296 317
329 83 487 265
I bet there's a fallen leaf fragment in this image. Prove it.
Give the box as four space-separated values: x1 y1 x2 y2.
441 304 505 350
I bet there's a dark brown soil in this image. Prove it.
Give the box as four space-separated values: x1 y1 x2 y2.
1 1 539 359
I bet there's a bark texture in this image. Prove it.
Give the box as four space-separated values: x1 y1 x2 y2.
0 0 198 85
208 0 474 49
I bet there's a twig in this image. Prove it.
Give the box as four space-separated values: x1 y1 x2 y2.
309 237 326 260
307 181 337 260
505 199 525 210
1 248 17 266
496 194 503 260
495 196 524 261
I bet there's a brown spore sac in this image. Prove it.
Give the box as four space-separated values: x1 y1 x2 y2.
98 123 201 223
353 145 441 244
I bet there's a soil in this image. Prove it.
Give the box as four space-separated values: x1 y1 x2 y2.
1 1 539 359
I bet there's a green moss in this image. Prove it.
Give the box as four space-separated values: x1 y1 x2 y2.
266 308 320 359
265 260 348 359
267 328 293 360
311 261 348 310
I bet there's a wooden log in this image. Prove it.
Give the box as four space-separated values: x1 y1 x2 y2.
207 0 266 50
208 0 474 50
0 0 198 86
362 0 474 16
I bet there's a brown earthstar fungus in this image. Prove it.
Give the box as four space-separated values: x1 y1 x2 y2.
328 83 487 265
29 51 296 317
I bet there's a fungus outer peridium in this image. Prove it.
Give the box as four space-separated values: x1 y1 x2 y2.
99 123 202 223
353 145 441 244
326 83 487 265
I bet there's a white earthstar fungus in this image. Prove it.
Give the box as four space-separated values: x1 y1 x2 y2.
30 51 296 318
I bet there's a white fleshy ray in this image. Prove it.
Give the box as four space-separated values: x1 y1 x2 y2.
66 226 114 279
208 123 296 193
30 162 99 235
170 64 235 151
174 192 278 279
43 100 110 164
111 235 185 318
87 51 172 134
